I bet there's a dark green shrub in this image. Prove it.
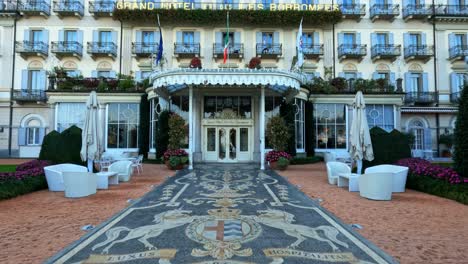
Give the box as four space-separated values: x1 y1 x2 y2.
454 84 468 178
363 127 411 169
138 94 150 158
266 116 289 151
168 113 186 149
330 77 347 91
39 130 61 162
169 156 181 167
39 126 84 165
118 76 135 90
0 175 47 200
180 156 188 164
155 110 170 159
290 156 323 165
277 157 290 169
304 101 315 156
279 101 296 156
406 174 468 205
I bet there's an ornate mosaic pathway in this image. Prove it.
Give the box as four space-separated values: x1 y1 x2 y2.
47 164 397 264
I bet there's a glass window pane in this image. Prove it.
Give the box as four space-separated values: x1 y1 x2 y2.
204 96 216 118
107 124 118 148
229 128 236 159
207 128 215 151
118 124 128 149
240 128 248 152
128 124 138 148
239 96 251 119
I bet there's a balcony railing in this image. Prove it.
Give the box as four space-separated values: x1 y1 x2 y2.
450 91 461 103
404 92 438 105
302 44 324 58
16 41 48 57
174 43 200 57
449 45 468 60
213 43 244 58
435 5 468 17
132 42 159 57
87 42 117 57
88 1 114 16
370 4 400 20
18 0 50 16
404 45 434 60
371 44 401 60
53 0 84 17
339 4 366 19
256 43 282 57
403 4 433 19
0 0 19 14
13 89 47 102
338 44 367 59
51 41 83 57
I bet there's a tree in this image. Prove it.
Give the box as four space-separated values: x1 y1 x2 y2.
454 84 468 178
168 113 187 149
266 116 290 151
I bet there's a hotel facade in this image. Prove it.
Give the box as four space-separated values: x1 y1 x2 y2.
0 0 466 168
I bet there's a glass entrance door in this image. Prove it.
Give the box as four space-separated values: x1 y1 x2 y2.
204 126 250 162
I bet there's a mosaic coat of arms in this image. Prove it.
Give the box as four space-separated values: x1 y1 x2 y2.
49 165 396 264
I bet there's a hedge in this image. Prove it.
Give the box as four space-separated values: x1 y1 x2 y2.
0 176 48 200
290 156 323 165
39 126 84 165
406 175 468 205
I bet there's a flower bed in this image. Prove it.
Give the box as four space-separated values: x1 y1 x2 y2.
396 158 467 184
163 149 189 170
0 160 51 200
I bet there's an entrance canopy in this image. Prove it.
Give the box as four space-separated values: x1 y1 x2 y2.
150 68 306 99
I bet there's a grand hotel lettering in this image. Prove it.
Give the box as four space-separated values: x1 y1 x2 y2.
116 2 340 11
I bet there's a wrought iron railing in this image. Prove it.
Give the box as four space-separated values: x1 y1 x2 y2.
339 4 366 16
0 0 18 12
18 0 50 15
87 42 117 56
132 42 159 55
88 0 114 13
13 89 47 102
403 4 433 18
302 44 324 56
213 43 244 56
51 41 83 56
449 45 468 59
450 91 461 103
371 44 401 58
404 45 434 58
370 4 400 18
256 43 282 56
53 0 83 16
435 4 468 16
404 92 438 104
174 43 200 55
338 44 367 57
16 40 48 55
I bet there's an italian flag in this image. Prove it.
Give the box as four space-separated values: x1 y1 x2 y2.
223 12 229 64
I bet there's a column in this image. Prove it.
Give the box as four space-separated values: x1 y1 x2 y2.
260 86 265 170
188 85 193 170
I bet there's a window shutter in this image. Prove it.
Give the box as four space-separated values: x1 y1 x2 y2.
135 71 142 82
338 33 344 45
77 30 83 45
91 70 98 78
371 33 377 47
422 73 429 92
313 31 319 45
43 29 49 45
421 33 427 46
356 32 361 44
194 32 200 43
215 32 222 44
448 33 455 48
109 71 117 79
256 32 262 44
423 128 432 151
155 31 160 43
405 72 412 92
176 31 182 43
38 128 46 145
136 30 142 42
111 31 117 44
390 72 396 86
18 128 26 146
21 70 28 90
450 72 459 93
24 29 30 42
234 32 241 44
93 30 98 42
403 33 410 47
372 72 379 79
39 70 47 90
273 32 279 44
357 72 363 79
389 33 394 45
58 30 64 42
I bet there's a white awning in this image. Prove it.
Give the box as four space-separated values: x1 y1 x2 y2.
150 68 306 97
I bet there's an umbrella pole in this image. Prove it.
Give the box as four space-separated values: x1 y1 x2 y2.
87 159 93 172
357 159 363 175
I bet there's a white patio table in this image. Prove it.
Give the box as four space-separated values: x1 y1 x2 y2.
96 171 119 189
337 173 360 192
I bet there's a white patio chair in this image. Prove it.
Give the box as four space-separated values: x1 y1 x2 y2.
108 160 133 182
98 159 112 172
63 172 97 198
358 172 393 201
43 163 88 191
131 154 144 174
326 161 351 185
364 165 409 193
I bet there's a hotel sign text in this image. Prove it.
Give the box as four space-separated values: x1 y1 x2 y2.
116 2 340 12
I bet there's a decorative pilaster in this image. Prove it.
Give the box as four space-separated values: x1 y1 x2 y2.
188 85 193 170
260 86 265 170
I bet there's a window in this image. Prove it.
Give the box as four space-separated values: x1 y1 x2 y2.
294 99 305 151
262 32 273 46
141 71 152 80
203 96 251 119
409 33 421 46
409 120 425 150
376 33 388 45
26 127 40 145
97 71 110 78
366 104 394 132
107 103 140 149
65 30 77 42
408 73 422 92
142 31 155 44
343 72 357 80
375 72 389 81
56 103 86 132
454 34 466 46
314 104 346 149
28 70 41 90
302 33 313 45
183 31 194 44
222 32 234 46
99 31 112 43
31 30 43 43
343 33 355 45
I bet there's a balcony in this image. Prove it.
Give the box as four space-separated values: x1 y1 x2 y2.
174 43 200 58
16 41 48 58
132 42 159 58
87 42 117 59
449 45 468 61
256 43 282 59
53 0 84 18
435 5 468 17
370 4 400 21
51 41 83 58
338 44 367 61
0 1 19 16
213 43 244 60
371 44 401 62
339 4 366 21
18 0 50 17
88 1 114 17
450 92 461 103
302 44 324 59
12 90 47 103
404 45 434 62
404 92 438 105
403 4 433 20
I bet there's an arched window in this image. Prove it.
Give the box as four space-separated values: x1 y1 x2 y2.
409 119 425 150
19 116 45 146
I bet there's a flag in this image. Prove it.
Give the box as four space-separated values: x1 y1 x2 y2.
295 18 304 70
223 12 230 64
156 14 163 65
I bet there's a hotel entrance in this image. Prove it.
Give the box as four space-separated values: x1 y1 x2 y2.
203 126 251 162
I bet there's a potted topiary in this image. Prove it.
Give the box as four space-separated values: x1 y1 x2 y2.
248 57 261 69
189 57 202 69
265 116 292 170
163 149 189 170
163 113 189 170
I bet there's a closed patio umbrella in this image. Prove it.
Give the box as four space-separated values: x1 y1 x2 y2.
80 91 102 172
349 91 374 175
